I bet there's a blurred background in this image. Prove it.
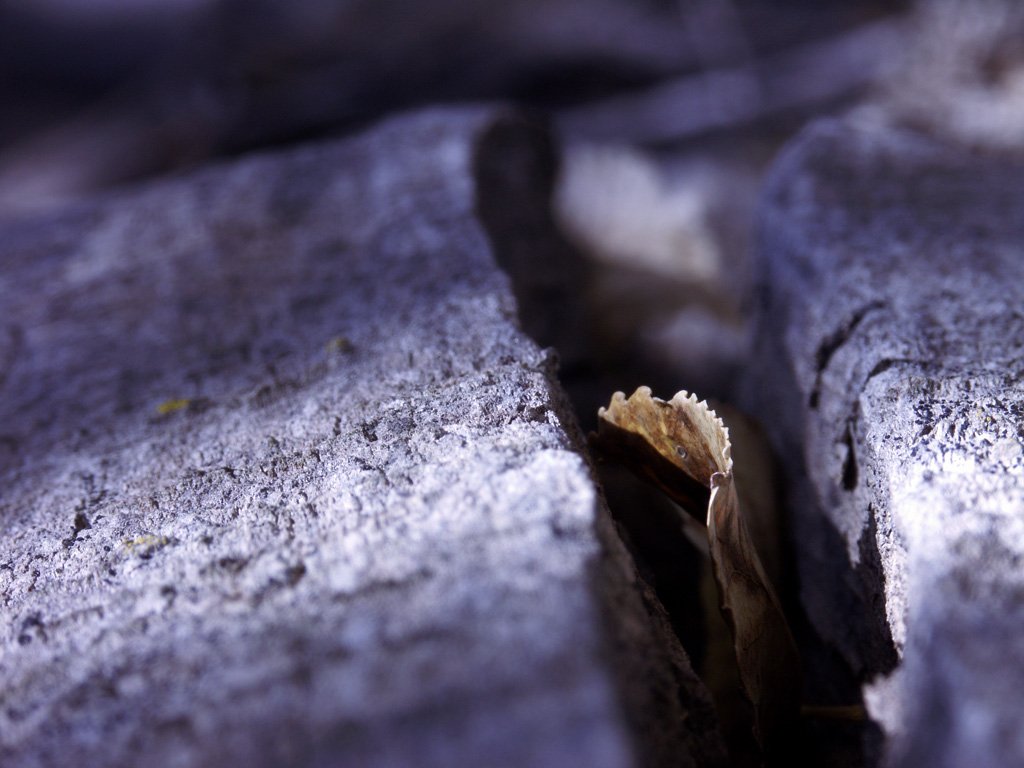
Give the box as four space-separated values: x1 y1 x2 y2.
6 0 1009 218
5 1 1024 382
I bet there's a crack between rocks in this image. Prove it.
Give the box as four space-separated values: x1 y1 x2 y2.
472 115 729 768
809 301 886 409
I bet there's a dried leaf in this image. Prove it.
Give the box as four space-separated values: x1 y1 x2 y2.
594 386 801 751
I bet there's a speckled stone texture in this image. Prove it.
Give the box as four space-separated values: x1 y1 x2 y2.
750 117 1024 768
0 108 724 768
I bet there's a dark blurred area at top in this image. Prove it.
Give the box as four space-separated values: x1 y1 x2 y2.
0 0 904 215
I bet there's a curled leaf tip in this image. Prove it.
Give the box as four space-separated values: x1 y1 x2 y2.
593 386 801 753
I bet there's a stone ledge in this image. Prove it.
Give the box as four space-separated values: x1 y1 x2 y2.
0 107 722 768
751 117 1024 768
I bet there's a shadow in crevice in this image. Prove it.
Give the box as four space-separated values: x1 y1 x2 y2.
746 277 900 693
778 482 896 768
743 275 899 767
476 114 901 768
794 490 900 686
475 114 732 767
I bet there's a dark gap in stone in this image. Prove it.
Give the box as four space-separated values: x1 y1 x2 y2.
474 113 901 766
865 358 899 381
855 509 900 676
473 112 899 767
747 281 899 767
809 301 885 409
864 357 922 387
600 463 710 664
473 114 728 767
841 423 859 491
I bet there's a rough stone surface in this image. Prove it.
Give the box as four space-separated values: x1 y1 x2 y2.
0 107 724 767
750 117 1024 767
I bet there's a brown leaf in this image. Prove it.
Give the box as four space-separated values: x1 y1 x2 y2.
593 386 801 752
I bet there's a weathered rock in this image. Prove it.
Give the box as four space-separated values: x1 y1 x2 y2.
750 117 1024 767
0 107 724 767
